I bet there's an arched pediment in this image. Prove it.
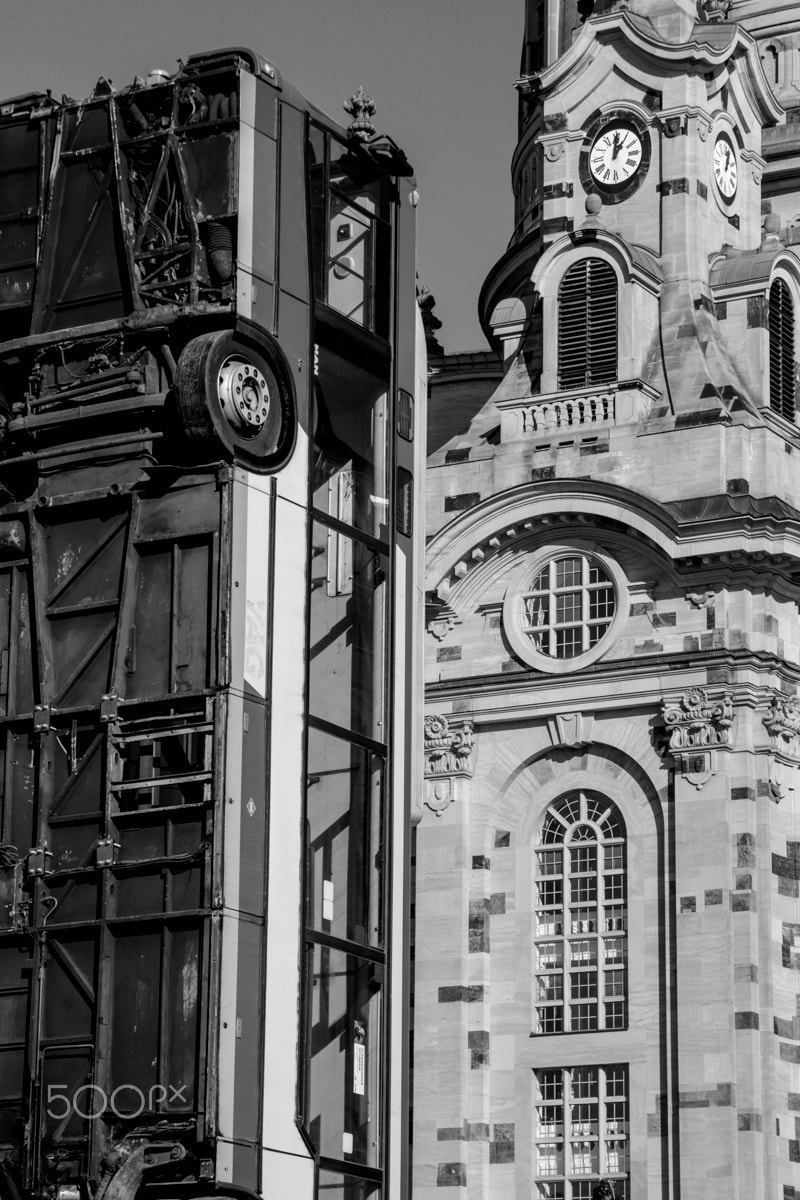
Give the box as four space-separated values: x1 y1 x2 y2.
426 478 800 604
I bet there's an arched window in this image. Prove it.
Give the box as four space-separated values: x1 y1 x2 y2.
534 791 627 1034
558 258 617 390
769 277 796 421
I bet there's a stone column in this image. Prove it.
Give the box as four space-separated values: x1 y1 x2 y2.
660 688 742 1200
413 715 477 1198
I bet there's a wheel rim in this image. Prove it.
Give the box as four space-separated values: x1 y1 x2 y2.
217 355 271 435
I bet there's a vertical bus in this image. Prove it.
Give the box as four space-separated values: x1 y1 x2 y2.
0 46 424 1200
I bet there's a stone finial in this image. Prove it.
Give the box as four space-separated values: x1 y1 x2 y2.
582 193 604 229
762 211 783 249
417 284 444 356
344 86 376 143
661 687 734 752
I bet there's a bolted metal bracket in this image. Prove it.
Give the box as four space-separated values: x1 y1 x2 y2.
27 846 53 878
96 837 119 868
33 704 51 732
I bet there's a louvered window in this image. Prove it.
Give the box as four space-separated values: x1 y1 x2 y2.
558 259 618 390
769 278 796 421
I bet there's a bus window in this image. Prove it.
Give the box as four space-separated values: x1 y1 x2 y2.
308 124 391 337
313 344 389 542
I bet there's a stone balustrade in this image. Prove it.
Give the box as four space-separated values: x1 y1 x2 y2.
497 378 660 442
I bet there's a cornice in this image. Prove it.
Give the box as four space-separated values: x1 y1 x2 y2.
426 479 800 598
517 11 784 126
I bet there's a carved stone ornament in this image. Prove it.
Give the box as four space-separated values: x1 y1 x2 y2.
544 141 564 163
674 750 715 791
343 86 376 143
428 613 457 642
423 714 475 817
424 714 474 778
426 596 460 642
547 712 595 748
663 116 685 138
702 0 731 21
686 590 714 608
763 694 800 800
764 694 800 758
661 688 734 752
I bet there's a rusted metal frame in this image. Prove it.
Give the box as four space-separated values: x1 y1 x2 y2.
112 769 211 793
110 493 141 697
34 115 51 269
129 135 174 255
109 845 207 873
171 136 203 305
45 511 127 609
193 913 211 1140
53 623 116 709
170 542 181 694
26 516 52 705
5 566 24 721
93 716 118 1157
13 440 161 474
37 1032 95 1049
157 920 173 1115
0 729 15 845
114 802 207 823
28 365 143 407
114 719 214 744
47 599 117 620
43 721 104 922
203 481 229 1137
35 1040 95 1144
48 908 209 933
48 156 119 316
45 936 96 1007
29 109 64 329
108 99 141 314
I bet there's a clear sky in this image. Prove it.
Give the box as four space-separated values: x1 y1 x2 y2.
1 0 523 352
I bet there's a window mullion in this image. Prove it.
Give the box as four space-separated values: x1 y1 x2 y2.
598 1068 607 1179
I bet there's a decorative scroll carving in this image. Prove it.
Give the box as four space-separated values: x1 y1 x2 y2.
661 688 734 751
763 694 800 801
424 715 474 777
686 590 715 608
423 715 475 817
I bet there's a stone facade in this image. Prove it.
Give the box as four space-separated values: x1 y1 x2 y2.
414 2 800 1198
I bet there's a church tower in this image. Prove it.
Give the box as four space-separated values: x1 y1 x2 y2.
415 2 800 1198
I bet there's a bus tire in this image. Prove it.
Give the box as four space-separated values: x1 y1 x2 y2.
175 329 295 471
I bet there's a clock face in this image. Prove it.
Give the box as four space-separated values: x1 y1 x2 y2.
589 124 644 189
713 133 738 201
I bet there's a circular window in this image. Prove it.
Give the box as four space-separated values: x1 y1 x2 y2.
503 544 628 674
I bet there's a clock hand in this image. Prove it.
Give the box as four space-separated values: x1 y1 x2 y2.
611 132 622 160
